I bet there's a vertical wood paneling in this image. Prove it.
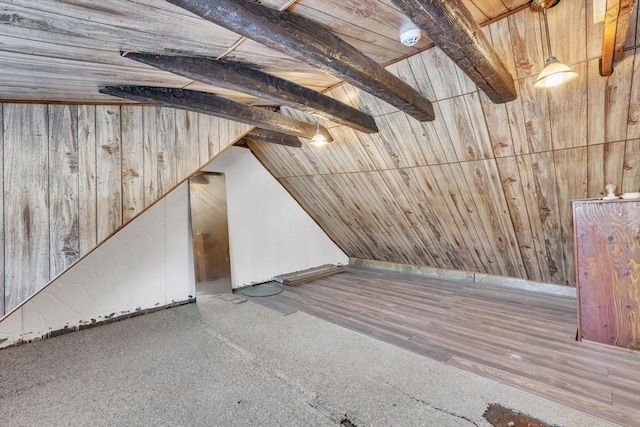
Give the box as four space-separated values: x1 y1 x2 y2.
517 77 552 152
420 47 464 100
2 104 253 312
622 139 640 192
628 48 640 140
0 104 3 317
488 18 517 78
427 163 494 272
439 95 492 161
121 105 144 222
405 114 449 165
157 107 176 196
547 62 588 150
78 105 97 254
496 156 543 281
586 0 605 58
196 112 212 164
95 106 122 242
48 105 79 277
247 3 640 288
4 104 50 311
404 54 436 99
381 168 461 269
479 90 515 158
587 141 627 197
601 52 635 143
518 152 566 284
175 109 199 180
546 0 587 65
554 147 588 286
143 107 159 207
508 7 544 79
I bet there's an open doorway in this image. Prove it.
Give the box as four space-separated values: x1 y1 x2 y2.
189 172 232 295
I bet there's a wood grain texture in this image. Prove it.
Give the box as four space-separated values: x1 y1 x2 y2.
121 106 145 222
77 105 97 255
251 267 640 426
554 147 588 287
101 86 333 142
574 200 640 350
0 104 3 317
249 1 640 287
165 0 435 122
95 106 122 243
622 139 640 192
390 0 516 103
0 102 251 313
3 104 50 311
48 105 79 277
122 53 378 134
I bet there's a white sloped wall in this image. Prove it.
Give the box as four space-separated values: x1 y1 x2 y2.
0 183 195 349
203 147 348 288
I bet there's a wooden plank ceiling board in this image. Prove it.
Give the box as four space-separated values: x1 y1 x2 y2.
601 0 637 75
249 0 640 287
100 86 333 141
0 0 529 104
389 0 516 103
121 53 378 133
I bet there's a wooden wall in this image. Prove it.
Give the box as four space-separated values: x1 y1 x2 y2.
0 104 250 316
249 0 640 287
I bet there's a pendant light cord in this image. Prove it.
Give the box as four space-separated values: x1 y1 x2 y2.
541 5 553 58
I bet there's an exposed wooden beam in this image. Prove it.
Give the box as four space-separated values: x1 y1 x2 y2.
600 0 636 76
390 0 516 103
245 129 302 147
99 86 332 142
164 0 435 121
121 52 378 133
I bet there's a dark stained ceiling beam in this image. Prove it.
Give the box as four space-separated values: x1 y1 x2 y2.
99 86 333 142
121 52 378 134
244 129 302 147
600 0 636 76
390 0 516 103
164 0 435 122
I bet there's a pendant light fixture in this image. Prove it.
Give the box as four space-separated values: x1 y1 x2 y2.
531 0 578 89
310 120 328 147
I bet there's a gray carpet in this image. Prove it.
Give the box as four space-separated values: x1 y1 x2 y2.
0 297 614 426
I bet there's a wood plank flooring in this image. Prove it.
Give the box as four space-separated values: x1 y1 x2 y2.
250 267 640 426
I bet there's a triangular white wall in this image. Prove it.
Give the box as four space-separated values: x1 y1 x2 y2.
203 147 348 288
0 184 195 348
0 146 347 348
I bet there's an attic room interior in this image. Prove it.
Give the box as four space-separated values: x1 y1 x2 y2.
0 0 639 425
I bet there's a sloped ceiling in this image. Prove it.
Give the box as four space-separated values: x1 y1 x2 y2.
0 0 529 103
248 0 640 286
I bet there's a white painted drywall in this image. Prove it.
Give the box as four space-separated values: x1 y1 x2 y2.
203 147 348 288
0 183 195 349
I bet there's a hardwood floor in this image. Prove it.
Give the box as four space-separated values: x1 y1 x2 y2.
251 267 640 426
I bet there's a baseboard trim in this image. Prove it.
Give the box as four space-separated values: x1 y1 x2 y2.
0 298 196 351
349 258 576 298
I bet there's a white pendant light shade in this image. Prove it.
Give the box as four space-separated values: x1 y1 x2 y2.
310 121 328 147
310 133 328 147
534 56 579 89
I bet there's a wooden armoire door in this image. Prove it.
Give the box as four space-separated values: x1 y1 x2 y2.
573 200 639 350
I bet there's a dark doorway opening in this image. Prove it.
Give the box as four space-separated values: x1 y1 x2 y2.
189 172 232 295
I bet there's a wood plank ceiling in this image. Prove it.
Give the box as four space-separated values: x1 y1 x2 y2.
0 0 529 104
248 0 640 287
0 0 638 294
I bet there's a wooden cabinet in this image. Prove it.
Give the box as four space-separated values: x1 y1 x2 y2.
573 200 639 350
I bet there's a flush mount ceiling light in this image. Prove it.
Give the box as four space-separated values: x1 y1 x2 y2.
310 121 328 147
531 0 578 89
